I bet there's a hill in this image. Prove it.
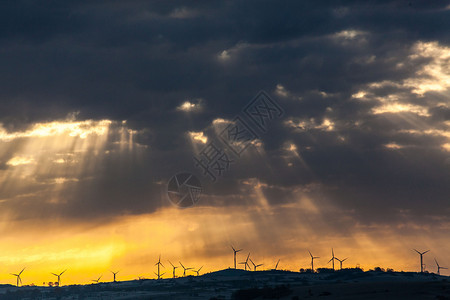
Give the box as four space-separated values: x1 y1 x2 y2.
0 269 447 299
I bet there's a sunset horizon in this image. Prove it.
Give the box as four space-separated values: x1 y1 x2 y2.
0 1 448 298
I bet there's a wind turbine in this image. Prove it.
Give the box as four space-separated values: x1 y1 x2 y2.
308 250 320 272
335 257 348 270
110 270 119 283
274 259 281 270
168 260 179 278
10 268 25 287
155 255 165 279
194 266 203 276
51 270 67 286
413 249 430 273
179 261 193 276
434 258 448 275
239 253 251 271
231 245 242 269
328 248 336 270
249 258 263 271
92 275 102 283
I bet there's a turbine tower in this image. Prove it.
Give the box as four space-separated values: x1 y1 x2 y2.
434 258 448 275
335 257 348 270
92 275 102 283
194 266 203 276
155 255 165 279
51 270 66 286
249 258 263 271
179 261 193 276
110 270 119 283
413 249 430 273
328 248 336 270
10 268 25 287
308 250 320 272
168 260 179 278
231 245 242 269
239 253 251 271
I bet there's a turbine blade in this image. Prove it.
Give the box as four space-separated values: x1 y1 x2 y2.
61 269 67 275
51 273 58 276
168 260 175 267
328 258 333 263
237 249 243 252
19 268 25 275
413 249 421 254
199 266 203 271
231 245 236 251
308 250 313 258
423 250 430 254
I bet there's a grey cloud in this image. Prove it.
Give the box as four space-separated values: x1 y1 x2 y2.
0 0 449 229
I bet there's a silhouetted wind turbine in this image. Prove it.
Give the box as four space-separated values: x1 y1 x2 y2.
92 275 102 283
110 270 119 283
51 270 66 286
413 249 430 273
239 253 251 271
249 258 263 271
335 257 348 270
10 268 25 287
194 266 203 276
328 248 336 270
434 258 448 275
308 250 320 272
231 245 242 269
168 260 179 278
179 261 193 276
274 259 281 270
155 255 165 279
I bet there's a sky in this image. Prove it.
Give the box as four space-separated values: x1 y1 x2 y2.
0 0 449 285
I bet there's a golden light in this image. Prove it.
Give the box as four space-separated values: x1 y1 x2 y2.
384 143 403 150
177 100 202 112
188 131 208 144
405 41 450 96
372 102 430 116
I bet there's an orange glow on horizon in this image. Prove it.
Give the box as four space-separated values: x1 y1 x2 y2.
0 203 447 286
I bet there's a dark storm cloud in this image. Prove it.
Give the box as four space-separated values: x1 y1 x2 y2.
0 1 449 226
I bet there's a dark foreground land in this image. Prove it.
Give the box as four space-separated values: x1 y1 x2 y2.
0 269 448 299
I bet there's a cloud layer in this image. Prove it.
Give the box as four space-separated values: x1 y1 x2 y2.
0 1 449 279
